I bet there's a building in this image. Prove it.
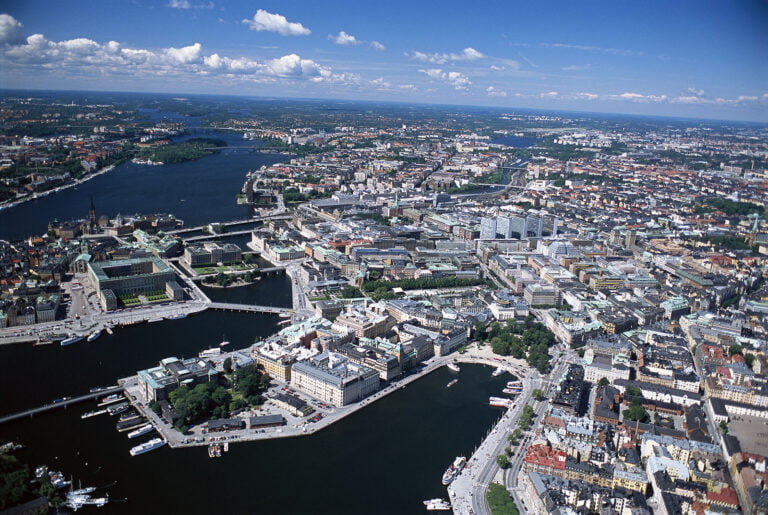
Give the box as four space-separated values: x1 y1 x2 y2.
183 242 242 266
524 283 558 306
137 356 219 403
291 351 379 407
87 256 183 310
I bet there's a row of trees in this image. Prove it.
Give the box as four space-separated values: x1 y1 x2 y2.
481 317 556 373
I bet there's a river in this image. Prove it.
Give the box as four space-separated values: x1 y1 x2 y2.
0 131 288 241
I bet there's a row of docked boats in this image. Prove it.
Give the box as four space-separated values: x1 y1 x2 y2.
129 438 166 456
61 329 103 347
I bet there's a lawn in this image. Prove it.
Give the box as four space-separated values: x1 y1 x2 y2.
487 483 519 515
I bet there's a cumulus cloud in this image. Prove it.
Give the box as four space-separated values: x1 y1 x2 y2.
486 86 507 97
0 24 348 85
418 68 471 90
242 9 310 36
329 31 361 46
167 0 191 8
0 14 23 45
573 92 599 100
408 47 485 64
369 41 386 51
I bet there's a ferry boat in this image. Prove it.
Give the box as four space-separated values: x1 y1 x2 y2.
446 379 458 388
424 498 451 511
492 367 505 377
199 347 222 358
128 423 155 439
447 362 460 373
86 330 102 342
129 438 166 456
502 388 522 395
61 335 84 346
166 313 187 320
107 402 129 416
489 397 514 408
507 380 522 387
117 411 140 423
80 409 107 419
441 456 467 485
65 493 109 510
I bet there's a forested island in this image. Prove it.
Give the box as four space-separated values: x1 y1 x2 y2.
138 138 227 164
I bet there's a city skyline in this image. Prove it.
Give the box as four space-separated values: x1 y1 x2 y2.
1 1 767 122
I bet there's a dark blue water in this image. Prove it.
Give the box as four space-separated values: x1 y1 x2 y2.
491 135 538 148
0 363 507 514
0 132 288 241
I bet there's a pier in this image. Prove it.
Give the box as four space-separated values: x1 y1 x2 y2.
0 386 123 425
182 229 254 242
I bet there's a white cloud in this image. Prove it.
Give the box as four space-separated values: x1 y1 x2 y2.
369 41 386 51
329 31 361 46
542 42 640 57
486 86 507 97
686 87 705 97
408 47 485 64
242 9 310 36
573 92 599 100
165 43 202 64
418 68 471 90
539 91 559 99
167 0 191 8
562 64 590 71
0 14 23 45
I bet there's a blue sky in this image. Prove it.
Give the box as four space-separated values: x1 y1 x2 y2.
1 0 767 121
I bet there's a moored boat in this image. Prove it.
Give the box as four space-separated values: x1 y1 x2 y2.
129 438 165 456
447 362 460 373
424 498 451 511
86 330 102 342
127 423 154 439
492 367 505 377
61 335 84 346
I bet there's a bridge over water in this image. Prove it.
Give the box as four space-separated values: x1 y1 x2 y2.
0 385 123 425
207 302 292 315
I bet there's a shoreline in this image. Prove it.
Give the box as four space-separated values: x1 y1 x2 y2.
120 350 528 450
0 162 118 213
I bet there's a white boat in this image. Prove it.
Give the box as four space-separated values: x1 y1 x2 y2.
87 330 102 342
492 367 505 377
199 347 222 358
446 379 458 388
424 498 451 511
507 380 522 387
98 393 123 406
127 423 154 439
489 396 514 408
129 438 165 456
219 340 230 347
447 362 460 373
61 335 84 346
502 388 521 395
441 456 466 485
107 402 129 416
166 313 187 320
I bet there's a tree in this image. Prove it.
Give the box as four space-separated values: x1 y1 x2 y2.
496 454 509 468
532 388 543 400
624 404 649 423
223 357 233 374
149 400 161 415
0 455 32 510
505 446 512 456
744 354 755 370
728 344 743 357
719 420 729 434
598 377 610 387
